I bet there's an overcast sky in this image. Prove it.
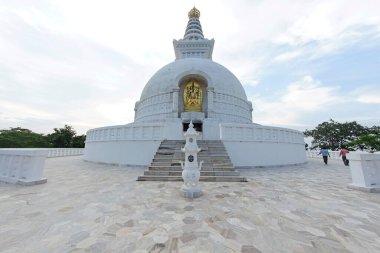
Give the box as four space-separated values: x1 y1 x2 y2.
1 0 379 135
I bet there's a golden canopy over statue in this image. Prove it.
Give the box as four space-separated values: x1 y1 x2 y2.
184 79 203 112
188 7 200 19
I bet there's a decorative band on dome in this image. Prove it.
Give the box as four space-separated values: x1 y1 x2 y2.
188 7 200 19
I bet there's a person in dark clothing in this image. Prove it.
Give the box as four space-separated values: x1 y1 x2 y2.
318 148 330 165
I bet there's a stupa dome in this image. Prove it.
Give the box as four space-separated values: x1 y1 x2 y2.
135 57 252 124
140 58 248 101
134 7 253 124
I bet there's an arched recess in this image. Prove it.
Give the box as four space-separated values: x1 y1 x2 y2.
177 74 208 117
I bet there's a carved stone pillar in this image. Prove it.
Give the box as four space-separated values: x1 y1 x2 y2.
207 87 214 117
180 121 203 198
172 88 179 116
134 101 139 121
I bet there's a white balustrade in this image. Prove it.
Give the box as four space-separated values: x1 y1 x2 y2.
306 150 341 160
347 152 380 192
46 148 84 158
86 123 164 143
0 149 48 185
220 123 304 144
0 148 84 185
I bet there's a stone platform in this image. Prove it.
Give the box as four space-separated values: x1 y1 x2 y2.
0 156 379 252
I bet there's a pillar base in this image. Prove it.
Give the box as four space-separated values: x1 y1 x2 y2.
0 176 47 186
181 188 202 198
348 184 380 193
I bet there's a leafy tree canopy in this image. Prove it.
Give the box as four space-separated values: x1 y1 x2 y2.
72 134 86 148
0 127 51 148
304 119 372 150
348 133 380 151
48 125 77 148
0 125 86 148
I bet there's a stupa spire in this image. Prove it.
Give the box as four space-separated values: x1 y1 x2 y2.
173 7 215 60
184 6 204 40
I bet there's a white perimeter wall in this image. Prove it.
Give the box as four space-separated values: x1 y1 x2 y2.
223 142 306 167
84 123 166 166
84 140 161 166
220 123 306 167
0 149 48 184
84 122 306 167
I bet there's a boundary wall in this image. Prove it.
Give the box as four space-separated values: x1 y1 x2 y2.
84 122 306 167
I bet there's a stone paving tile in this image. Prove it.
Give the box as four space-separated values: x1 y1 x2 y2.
1 157 380 253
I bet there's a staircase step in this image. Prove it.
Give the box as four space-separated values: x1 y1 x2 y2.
137 176 248 182
143 171 241 176
150 163 234 167
137 139 247 182
148 166 236 171
152 161 233 165
153 155 231 159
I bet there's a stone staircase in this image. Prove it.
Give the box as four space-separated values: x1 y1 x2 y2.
137 140 247 182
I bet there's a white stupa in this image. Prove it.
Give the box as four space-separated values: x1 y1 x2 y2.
84 7 306 167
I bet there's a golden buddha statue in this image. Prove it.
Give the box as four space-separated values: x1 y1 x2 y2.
184 79 203 112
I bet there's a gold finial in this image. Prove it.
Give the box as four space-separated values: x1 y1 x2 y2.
188 6 200 19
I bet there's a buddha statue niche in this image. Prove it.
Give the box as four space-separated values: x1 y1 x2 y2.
183 79 203 112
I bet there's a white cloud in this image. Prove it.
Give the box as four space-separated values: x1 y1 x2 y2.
0 11 150 134
275 0 380 46
271 0 380 60
273 50 303 62
357 95 380 104
242 79 259 88
211 0 380 87
0 0 379 134
283 76 340 110
97 97 138 124
253 76 341 126
0 101 59 122
353 86 380 104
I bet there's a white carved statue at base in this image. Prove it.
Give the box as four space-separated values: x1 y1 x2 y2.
180 121 203 198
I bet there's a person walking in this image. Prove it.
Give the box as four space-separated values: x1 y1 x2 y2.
339 147 349 166
318 147 330 165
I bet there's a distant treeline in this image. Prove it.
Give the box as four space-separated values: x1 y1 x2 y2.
304 119 380 151
0 125 86 148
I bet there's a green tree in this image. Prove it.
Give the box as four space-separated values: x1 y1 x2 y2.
48 125 77 148
348 134 380 151
304 119 369 150
348 126 380 151
0 127 51 148
73 134 86 148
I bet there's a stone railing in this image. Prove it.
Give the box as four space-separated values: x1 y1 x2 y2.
46 148 84 158
86 123 164 142
306 150 341 160
0 149 48 185
348 152 380 192
0 148 84 185
220 123 304 144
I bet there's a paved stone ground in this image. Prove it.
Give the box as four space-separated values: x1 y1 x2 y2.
0 156 379 253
